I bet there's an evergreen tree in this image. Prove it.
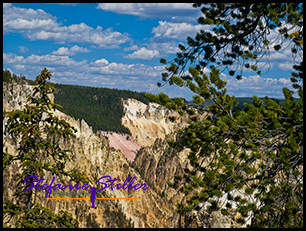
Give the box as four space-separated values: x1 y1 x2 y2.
146 3 303 228
3 68 90 228
3 69 12 83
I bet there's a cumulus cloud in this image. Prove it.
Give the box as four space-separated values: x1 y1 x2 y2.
3 53 87 71
124 47 160 60
94 58 109 65
123 21 210 58
3 53 24 63
277 62 296 71
3 5 58 33
4 51 296 99
3 5 131 48
123 42 180 60
3 3 12 8
124 45 139 52
222 74 294 98
51 45 91 56
96 3 200 22
3 52 164 91
89 59 164 77
151 20 210 41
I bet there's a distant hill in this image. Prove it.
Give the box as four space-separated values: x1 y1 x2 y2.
52 83 151 134
187 97 297 111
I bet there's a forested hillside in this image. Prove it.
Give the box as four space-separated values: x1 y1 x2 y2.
3 69 150 134
52 83 150 134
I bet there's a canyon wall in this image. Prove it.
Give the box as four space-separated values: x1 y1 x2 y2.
3 82 256 228
121 98 189 147
3 82 180 228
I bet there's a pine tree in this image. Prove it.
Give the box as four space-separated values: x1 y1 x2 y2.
146 3 303 228
3 68 90 228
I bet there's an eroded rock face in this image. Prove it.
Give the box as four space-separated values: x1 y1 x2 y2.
101 98 204 162
126 98 260 228
3 83 37 111
96 131 141 162
121 98 190 147
3 83 179 228
132 132 191 202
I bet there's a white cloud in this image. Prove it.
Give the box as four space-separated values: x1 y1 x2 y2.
3 52 164 91
69 45 91 53
96 3 199 22
3 5 58 33
151 20 209 41
124 45 139 51
278 78 291 85
124 47 160 60
221 74 294 98
277 62 296 71
51 45 91 56
3 3 12 8
89 60 164 77
3 53 24 63
3 5 131 48
4 51 296 99
122 41 181 61
3 53 86 70
94 58 109 65
57 3 78 7
146 42 180 55
18 46 29 54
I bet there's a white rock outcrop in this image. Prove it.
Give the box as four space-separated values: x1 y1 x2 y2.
122 98 191 147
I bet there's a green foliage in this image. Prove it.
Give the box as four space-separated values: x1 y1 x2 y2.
3 68 89 228
149 4 303 228
290 61 303 89
53 83 151 134
3 69 12 83
160 3 303 82
3 69 27 84
152 67 303 227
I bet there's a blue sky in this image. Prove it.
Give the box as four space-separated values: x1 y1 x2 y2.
3 3 302 100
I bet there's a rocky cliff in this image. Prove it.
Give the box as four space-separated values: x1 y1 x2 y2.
96 98 203 162
120 98 257 228
121 98 190 147
3 82 181 228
